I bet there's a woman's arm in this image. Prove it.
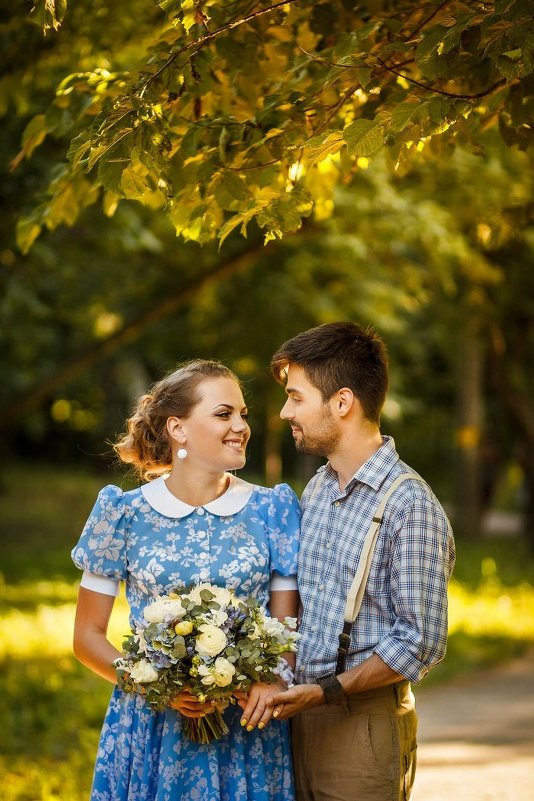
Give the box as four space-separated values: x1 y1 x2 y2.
73 586 121 683
269 588 299 669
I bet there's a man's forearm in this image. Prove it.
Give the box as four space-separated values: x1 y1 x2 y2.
337 652 406 696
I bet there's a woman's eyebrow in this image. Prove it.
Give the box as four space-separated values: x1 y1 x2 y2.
212 403 248 411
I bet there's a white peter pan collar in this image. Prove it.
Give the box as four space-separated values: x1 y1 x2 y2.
140 474 255 518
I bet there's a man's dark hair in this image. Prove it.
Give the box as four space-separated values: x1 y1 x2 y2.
271 322 389 424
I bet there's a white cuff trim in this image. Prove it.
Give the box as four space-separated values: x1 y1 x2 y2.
80 570 120 596
269 573 298 591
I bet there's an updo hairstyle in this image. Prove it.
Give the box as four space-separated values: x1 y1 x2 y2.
114 359 241 480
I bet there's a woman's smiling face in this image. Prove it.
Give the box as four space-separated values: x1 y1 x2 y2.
176 376 250 472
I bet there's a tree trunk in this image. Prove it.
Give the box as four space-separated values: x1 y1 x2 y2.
454 317 483 538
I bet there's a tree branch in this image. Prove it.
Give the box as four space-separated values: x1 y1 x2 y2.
143 0 301 91
376 57 507 100
0 243 268 428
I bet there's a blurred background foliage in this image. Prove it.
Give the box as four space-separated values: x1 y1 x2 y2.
1 2 534 799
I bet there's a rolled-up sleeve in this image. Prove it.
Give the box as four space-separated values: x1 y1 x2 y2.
374 499 455 683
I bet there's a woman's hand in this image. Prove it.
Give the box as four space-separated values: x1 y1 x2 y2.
170 689 216 718
238 681 286 731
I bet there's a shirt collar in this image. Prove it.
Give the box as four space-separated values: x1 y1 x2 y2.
141 474 255 518
321 435 400 495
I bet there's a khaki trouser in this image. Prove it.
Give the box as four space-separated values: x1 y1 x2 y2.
291 681 417 801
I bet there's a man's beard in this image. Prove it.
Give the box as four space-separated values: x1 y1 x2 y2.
293 409 340 457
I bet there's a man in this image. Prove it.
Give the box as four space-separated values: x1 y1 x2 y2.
268 321 455 801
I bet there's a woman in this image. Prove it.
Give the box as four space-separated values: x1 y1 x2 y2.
72 359 300 801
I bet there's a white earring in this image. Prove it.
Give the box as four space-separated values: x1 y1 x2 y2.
177 448 188 460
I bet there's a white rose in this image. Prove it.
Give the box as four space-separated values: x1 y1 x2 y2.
197 664 216 685
129 659 159 684
143 597 186 624
195 624 227 657
212 657 236 688
211 586 233 606
187 583 232 607
202 609 229 627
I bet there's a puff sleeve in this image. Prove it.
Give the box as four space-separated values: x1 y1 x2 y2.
71 485 130 581
261 483 301 577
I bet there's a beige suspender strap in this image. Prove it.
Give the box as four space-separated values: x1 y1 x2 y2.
343 473 424 623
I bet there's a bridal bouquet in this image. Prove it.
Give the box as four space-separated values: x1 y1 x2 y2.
114 583 298 743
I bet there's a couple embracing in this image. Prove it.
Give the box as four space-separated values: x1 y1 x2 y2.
72 321 455 801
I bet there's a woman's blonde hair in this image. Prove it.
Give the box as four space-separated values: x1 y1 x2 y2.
114 359 241 480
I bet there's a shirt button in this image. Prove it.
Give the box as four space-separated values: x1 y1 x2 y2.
334 501 340 507
318 583 325 590
199 553 209 560
311 624 318 632
326 541 332 549
197 530 207 538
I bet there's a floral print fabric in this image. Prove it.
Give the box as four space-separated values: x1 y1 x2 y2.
72 479 301 801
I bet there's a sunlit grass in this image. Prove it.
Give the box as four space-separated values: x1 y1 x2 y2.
0 579 130 801
0 579 130 659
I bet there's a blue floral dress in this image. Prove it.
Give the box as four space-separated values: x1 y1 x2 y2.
72 475 301 801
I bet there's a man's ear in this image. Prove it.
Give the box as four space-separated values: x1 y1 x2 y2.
334 388 354 418
166 416 187 444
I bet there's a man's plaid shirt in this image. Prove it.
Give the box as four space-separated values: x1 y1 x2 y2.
295 436 455 685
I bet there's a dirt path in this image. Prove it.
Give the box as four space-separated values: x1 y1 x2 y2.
413 650 534 801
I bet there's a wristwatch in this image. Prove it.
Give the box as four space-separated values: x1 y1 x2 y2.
316 673 346 706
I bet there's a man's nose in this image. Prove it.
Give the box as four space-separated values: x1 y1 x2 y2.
280 400 293 420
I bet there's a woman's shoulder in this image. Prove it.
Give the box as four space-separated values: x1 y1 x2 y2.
252 481 298 498
91 483 144 515
249 481 301 514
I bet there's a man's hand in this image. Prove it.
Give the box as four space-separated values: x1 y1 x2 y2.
266 683 324 719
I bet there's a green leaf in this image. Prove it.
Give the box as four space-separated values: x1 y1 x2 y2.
427 97 453 124
301 132 344 166
97 133 135 193
218 210 252 248
357 67 373 90
214 172 251 209
9 114 48 170
102 191 119 217
390 101 422 133
16 212 42 255
416 26 450 80
29 0 67 34
21 114 48 158
256 188 313 239
496 55 520 80
343 119 384 157
99 158 127 194
120 166 150 199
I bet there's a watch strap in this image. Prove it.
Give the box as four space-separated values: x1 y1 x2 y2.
317 673 346 706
